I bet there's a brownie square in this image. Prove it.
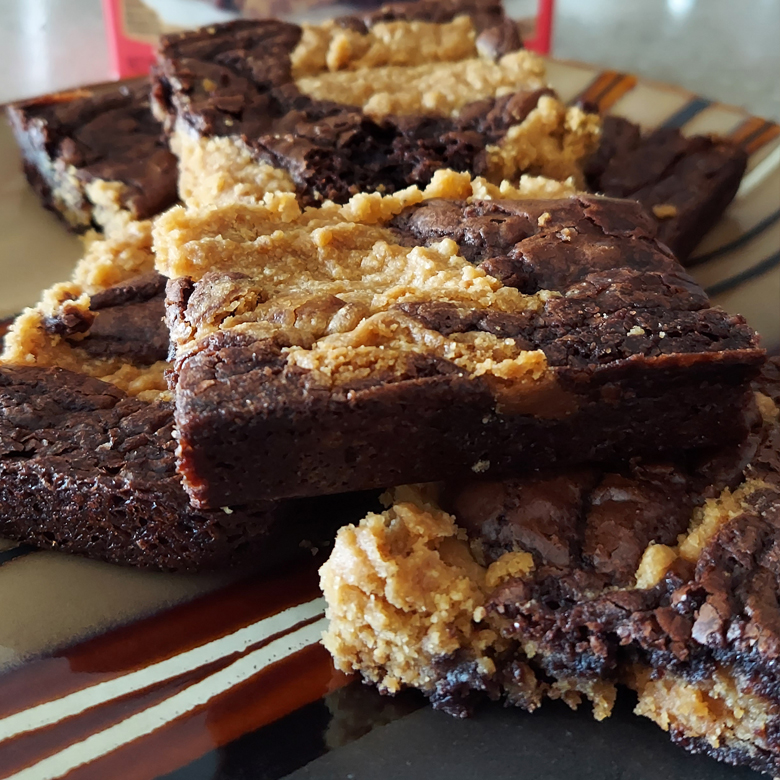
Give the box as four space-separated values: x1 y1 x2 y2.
151 0 599 208
321 358 780 776
6 80 178 232
585 115 748 261
154 189 763 507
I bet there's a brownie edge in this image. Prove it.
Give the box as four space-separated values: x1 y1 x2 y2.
161 195 763 507
0 364 358 572
6 81 178 232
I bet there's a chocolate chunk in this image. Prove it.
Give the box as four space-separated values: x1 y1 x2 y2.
476 18 523 60
449 470 597 567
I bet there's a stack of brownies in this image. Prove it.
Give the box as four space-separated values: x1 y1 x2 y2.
3 0 779 774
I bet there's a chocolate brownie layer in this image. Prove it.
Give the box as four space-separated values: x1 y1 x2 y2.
2 218 169 399
6 81 178 232
151 0 598 207
155 188 762 506
321 358 780 775
0 364 268 570
585 116 747 261
0 364 368 571
0 231 371 570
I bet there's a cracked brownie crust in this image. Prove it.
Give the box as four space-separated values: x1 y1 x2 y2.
151 0 598 207
6 81 178 232
155 186 762 507
321 358 780 776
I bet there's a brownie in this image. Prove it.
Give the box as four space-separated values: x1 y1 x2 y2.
321 358 780 776
0 363 376 572
0 269 374 570
6 80 178 232
41 271 169 364
151 1 598 207
1 216 172 400
585 115 748 261
155 192 763 507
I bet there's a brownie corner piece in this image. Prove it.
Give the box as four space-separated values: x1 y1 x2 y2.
6 80 178 232
151 4 599 209
321 357 780 775
160 192 763 508
586 115 748 261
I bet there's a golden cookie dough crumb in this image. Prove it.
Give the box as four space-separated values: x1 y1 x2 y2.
471 175 578 201
549 678 617 722
634 543 679 590
291 16 481 78
485 550 535 589
756 391 780 424
632 666 776 754
296 49 546 119
652 203 678 219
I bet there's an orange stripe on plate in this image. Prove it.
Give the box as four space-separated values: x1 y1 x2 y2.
67 643 350 780
729 116 769 145
572 71 621 107
571 71 637 113
597 73 638 112
743 123 780 155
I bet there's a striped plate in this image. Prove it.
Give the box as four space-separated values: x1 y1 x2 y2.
0 60 777 780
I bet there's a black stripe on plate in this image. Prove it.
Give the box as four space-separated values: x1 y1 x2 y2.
0 544 36 566
568 71 622 108
661 97 712 129
589 72 626 108
737 119 775 150
688 208 780 266
159 681 424 780
705 249 780 297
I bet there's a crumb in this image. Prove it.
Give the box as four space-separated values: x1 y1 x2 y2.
652 203 678 219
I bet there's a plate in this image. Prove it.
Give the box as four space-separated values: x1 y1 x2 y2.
0 60 777 780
